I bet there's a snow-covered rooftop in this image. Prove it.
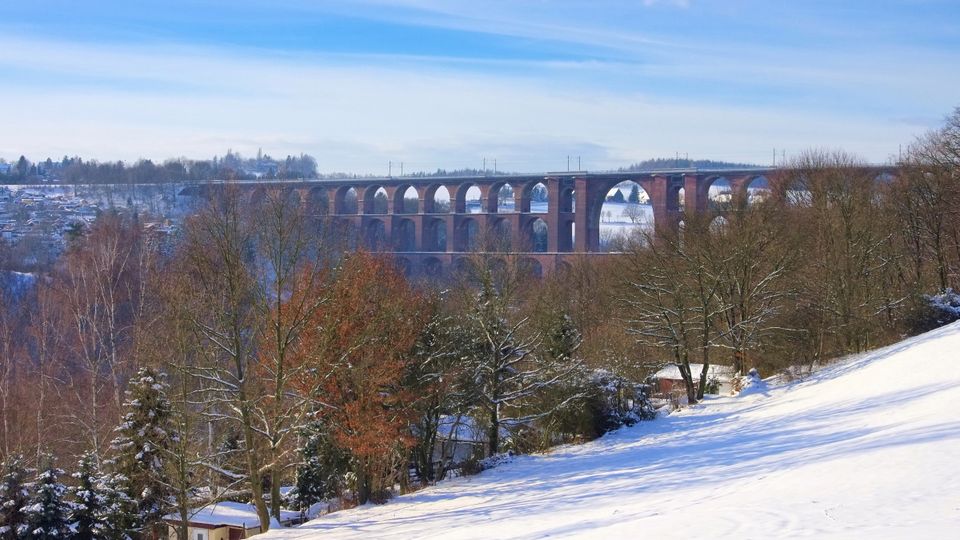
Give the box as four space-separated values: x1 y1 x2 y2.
652 363 736 381
164 501 299 528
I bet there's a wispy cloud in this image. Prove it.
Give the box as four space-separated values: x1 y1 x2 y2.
0 1 956 170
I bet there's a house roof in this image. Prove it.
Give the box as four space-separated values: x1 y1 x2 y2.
653 363 735 381
163 501 299 529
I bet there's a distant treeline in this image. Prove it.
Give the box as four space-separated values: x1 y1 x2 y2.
0 150 319 184
620 158 757 171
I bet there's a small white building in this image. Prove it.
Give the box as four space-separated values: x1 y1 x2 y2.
163 501 301 540
651 363 737 398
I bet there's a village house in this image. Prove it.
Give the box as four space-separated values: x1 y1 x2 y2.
163 501 302 540
650 363 737 400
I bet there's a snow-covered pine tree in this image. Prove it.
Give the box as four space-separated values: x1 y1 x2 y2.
69 453 103 540
23 457 69 539
287 421 349 520
96 473 137 540
107 367 177 537
0 455 31 540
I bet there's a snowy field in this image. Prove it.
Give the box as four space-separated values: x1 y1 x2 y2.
262 322 960 539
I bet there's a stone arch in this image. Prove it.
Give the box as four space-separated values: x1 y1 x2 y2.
519 257 543 279
559 218 575 252
394 185 420 214
394 218 416 252
454 183 482 214
555 260 573 275
521 181 549 213
329 218 358 250
424 185 450 213
424 217 447 251
596 180 653 252
488 182 515 213
486 257 508 277
249 187 268 207
306 187 330 215
451 257 472 277
743 175 770 204
705 176 733 208
526 217 548 253
560 187 575 213
422 257 443 278
363 185 389 214
364 219 387 250
491 217 512 251
394 257 412 277
457 218 480 251
334 186 358 214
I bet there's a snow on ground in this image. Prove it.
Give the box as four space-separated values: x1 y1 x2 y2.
263 323 960 539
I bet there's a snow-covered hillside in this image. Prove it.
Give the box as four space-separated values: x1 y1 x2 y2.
264 323 960 539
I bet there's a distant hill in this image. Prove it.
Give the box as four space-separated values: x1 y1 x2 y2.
619 158 758 172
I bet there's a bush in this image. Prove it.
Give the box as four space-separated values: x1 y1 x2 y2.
906 289 960 335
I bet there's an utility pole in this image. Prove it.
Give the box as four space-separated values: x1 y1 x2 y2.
400 162 404 176
494 159 497 174
389 161 392 177
567 155 570 172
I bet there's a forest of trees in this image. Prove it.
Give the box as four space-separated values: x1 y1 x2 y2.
0 150 319 185
0 108 958 538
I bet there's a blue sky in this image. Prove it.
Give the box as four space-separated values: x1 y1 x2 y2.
1 0 958 173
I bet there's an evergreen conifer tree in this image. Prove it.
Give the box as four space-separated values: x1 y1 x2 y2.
0 455 31 540
107 368 177 537
69 453 103 540
96 473 136 540
628 184 641 204
23 457 69 540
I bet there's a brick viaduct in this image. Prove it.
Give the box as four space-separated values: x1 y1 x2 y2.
187 168 783 278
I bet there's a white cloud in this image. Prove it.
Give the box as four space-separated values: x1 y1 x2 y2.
0 34 939 171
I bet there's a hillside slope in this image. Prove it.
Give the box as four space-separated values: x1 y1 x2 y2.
264 323 960 539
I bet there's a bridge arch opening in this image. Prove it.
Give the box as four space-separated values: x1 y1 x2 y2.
335 186 358 214
559 219 575 252
422 257 443 278
396 185 420 214
363 186 389 214
331 218 357 250
307 187 330 215
250 187 268 207
365 219 387 250
527 217 548 253
492 217 512 251
394 218 416 252
523 181 549 213
599 181 652 251
458 218 480 251
425 217 447 251
745 175 770 204
426 185 451 213
560 187 575 213
491 183 515 213
454 184 483 214
677 186 686 213
519 258 543 279
707 177 732 209
395 257 412 278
